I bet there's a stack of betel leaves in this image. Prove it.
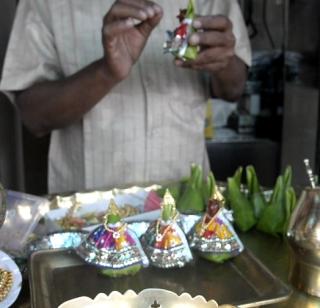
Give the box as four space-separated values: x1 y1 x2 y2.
226 165 296 236
156 164 297 237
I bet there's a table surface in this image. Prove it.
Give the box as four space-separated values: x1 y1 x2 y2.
13 230 320 308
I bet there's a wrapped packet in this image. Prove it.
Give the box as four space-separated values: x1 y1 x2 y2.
188 195 244 263
163 0 198 60
141 189 193 268
76 199 149 277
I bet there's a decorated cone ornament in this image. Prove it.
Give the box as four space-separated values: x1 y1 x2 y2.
141 189 193 268
76 199 149 277
189 190 244 263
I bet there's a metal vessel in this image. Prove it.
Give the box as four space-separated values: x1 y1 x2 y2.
287 186 320 297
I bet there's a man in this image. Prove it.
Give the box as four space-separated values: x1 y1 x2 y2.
0 0 251 193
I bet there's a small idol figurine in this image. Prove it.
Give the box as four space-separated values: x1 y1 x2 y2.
189 190 244 263
141 189 193 268
76 199 149 277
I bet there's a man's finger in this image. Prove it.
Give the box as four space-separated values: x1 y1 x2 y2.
189 31 235 48
103 19 136 39
119 0 160 12
136 8 163 37
105 3 149 22
190 60 229 72
193 15 233 31
193 47 234 65
106 0 161 22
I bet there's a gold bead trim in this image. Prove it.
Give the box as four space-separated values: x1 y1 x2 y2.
0 268 13 302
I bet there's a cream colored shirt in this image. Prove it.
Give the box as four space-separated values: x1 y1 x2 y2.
0 0 251 193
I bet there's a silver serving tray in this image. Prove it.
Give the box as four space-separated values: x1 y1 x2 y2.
28 248 291 308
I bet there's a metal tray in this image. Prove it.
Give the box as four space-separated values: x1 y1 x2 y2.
29 248 291 308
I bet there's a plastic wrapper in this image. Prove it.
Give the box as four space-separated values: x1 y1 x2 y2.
0 190 50 256
28 231 88 255
141 190 193 268
163 0 198 60
188 198 244 263
76 200 149 277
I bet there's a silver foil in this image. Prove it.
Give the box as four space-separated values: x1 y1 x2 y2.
178 214 201 234
128 222 150 238
28 231 88 254
77 240 145 269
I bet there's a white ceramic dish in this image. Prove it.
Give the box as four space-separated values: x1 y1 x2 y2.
58 288 219 308
0 250 22 308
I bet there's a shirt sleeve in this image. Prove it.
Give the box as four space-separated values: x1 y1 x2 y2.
197 0 252 67
0 0 62 96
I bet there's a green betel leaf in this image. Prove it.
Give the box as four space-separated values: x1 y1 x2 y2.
227 177 256 232
186 0 196 18
194 164 203 190
251 192 268 220
234 166 243 188
176 186 204 214
224 167 243 209
256 200 286 236
190 163 199 188
256 208 283 236
270 175 285 206
176 164 205 213
200 252 233 263
183 46 198 60
246 165 260 194
202 171 216 204
283 165 293 189
246 165 267 219
256 176 286 236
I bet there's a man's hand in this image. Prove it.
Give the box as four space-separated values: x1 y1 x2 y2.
175 15 235 72
175 15 247 102
102 0 163 82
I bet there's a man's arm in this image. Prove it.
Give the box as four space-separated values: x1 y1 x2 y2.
17 0 163 137
210 55 247 102
175 15 248 102
16 59 117 137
